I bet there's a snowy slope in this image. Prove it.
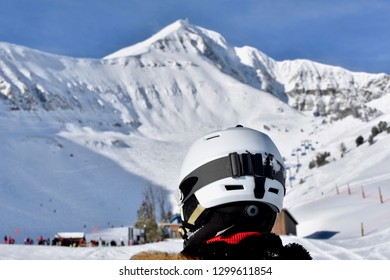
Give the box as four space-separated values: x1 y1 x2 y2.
0 20 304 244
0 20 390 259
284 110 390 240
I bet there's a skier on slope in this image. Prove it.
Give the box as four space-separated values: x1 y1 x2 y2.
131 126 311 260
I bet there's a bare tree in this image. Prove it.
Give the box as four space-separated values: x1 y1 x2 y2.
155 186 171 222
134 182 172 241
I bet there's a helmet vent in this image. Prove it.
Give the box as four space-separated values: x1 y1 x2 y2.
268 187 279 194
205 135 220 140
225 185 244 191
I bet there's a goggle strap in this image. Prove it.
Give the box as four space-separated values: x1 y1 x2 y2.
180 152 285 204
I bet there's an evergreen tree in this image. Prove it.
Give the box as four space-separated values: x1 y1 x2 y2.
356 135 364 147
134 184 159 242
134 183 171 242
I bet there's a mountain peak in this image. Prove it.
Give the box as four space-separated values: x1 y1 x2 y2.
104 19 228 59
167 18 191 30
103 19 191 59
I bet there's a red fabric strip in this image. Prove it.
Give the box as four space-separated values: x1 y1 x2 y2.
206 232 261 245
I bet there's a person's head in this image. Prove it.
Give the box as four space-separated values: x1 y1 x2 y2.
178 125 286 246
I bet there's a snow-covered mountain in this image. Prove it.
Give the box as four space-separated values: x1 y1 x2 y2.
1 20 389 121
1 20 390 259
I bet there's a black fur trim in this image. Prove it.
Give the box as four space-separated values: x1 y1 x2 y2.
279 243 312 260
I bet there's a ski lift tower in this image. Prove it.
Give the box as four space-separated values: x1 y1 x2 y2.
286 165 296 188
291 148 302 172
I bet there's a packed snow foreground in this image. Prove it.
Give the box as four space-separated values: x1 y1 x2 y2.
1 226 390 260
1 20 390 259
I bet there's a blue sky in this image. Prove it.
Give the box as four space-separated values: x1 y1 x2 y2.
0 0 389 74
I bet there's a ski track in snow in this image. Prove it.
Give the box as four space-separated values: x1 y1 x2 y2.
348 172 390 188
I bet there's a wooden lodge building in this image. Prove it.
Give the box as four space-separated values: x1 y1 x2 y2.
53 232 86 247
271 208 298 235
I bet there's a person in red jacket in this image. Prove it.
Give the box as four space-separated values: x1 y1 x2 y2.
131 126 311 260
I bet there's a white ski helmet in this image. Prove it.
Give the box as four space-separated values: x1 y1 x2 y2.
178 125 286 244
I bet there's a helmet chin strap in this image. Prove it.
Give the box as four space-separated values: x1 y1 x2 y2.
183 211 237 248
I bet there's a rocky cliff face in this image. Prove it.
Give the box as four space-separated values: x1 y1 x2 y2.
276 59 389 120
235 45 389 120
